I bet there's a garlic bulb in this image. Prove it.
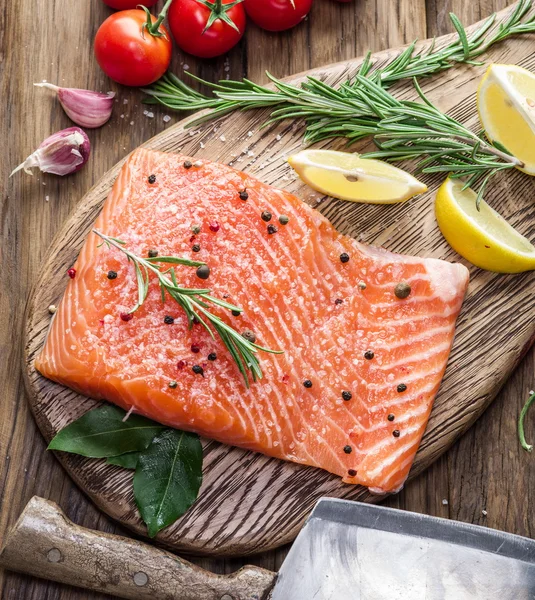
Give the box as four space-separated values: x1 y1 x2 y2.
10 127 91 177
35 83 115 128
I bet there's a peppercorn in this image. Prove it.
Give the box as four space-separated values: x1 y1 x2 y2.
191 344 200 353
267 224 278 235
169 381 178 389
342 391 352 401
183 160 192 169
177 360 187 370
364 350 374 360
148 249 158 258
67 268 76 279
242 329 256 343
191 224 201 235
120 312 133 322
192 244 201 252
387 414 395 422
394 282 412 299
148 174 156 184
392 430 400 438
335 298 343 305
303 379 313 388
239 190 249 201
347 469 357 477
340 253 350 263
164 315 174 325
343 445 352 454
358 281 367 290
232 310 241 317
196 265 210 280
208 352 217 361
209 221 220 232
278 215 289 225
397 383 407 393
261 211 272 222
107 270 118 280
192 365 204 376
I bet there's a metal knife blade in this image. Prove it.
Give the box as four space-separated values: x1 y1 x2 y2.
270 498 535 600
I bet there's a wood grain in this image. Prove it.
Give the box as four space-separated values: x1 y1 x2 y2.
21 3 535 557
2 0 535 597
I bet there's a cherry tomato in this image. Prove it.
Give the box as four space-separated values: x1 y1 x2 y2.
168 0 246 58
244 0 312 32
102 0 158 9
94 9 172 86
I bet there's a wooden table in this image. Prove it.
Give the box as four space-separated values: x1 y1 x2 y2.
1 0 534 597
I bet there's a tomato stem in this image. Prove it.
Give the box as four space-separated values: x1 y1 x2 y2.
194 0 245 34
142 0 174 37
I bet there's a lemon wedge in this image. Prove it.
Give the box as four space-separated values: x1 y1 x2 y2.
477 64 535 175
435 177 535 273
287 149 427 204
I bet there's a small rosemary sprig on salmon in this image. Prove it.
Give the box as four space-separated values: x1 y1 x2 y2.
94 230 282 387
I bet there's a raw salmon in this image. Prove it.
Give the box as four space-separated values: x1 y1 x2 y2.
36 148 469 493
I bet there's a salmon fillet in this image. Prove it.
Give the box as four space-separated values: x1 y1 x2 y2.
36 148 469 493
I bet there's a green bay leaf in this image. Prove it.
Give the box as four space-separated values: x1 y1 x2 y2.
107 451 141 469
48 404 164 458
133 429 203 537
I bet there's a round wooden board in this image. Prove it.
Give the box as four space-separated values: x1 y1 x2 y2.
24 4 535 556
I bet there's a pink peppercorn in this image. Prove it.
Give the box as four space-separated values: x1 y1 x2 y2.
177 360 187 370
120 312 133 322
191 344 201 353
67 268 76 279
209 221 220 232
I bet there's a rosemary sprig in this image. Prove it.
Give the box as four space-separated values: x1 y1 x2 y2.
143 0 535 199
519 390 535 452
94 230 282 387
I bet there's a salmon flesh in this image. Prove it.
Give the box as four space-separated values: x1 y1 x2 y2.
36 149 469 493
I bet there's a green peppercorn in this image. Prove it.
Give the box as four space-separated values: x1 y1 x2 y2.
278 215 289 225
394 282 412 299
191 224 201 235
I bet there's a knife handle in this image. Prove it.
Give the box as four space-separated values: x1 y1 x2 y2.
0 497 276 600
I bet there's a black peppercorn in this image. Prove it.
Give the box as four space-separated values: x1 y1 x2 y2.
387 414 395 422
169 381 178 389
340 253 350 263
278 215 289 225
192 244 201 252
303 379 313 388
343 445 352 454
192 365 204 376
184 160 192 169
148 249 158 258
267 224 278 235
164 315 175 325
342 391 352 401
208 352 217 361
394 282 412 299
335 298 343 305
392 430 400 438
364 350 374 360
239 190 249 201
231 310 241 317
196 265 210 280
348 469 357 477
397 383 407 393
148 174 156 184
242 329 256 343
261 211 272 222
191 224 201 235
107 270 118 280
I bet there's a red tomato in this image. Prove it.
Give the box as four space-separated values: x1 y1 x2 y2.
168 0 246 58
103 0 158 9
244 0 312 31
94 10 172 86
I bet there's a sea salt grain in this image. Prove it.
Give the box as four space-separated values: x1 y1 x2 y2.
220 134 226 142
183 64 190 71
442 499 448 506
163 115 171 123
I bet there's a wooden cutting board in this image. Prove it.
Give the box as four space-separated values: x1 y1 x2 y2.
24 3 535 557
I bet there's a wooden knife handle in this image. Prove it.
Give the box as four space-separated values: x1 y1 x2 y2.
0 497 276 600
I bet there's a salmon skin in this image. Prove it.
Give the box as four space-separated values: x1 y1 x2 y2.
36 148 469 493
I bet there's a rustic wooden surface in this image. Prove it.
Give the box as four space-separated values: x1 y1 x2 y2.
2 0 535 596
21 1 535 556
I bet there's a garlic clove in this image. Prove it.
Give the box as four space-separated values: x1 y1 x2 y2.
35 83 115 128
10 127 91 177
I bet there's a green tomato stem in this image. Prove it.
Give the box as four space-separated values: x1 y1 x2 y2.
145 0 174 36
518 391 535 452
